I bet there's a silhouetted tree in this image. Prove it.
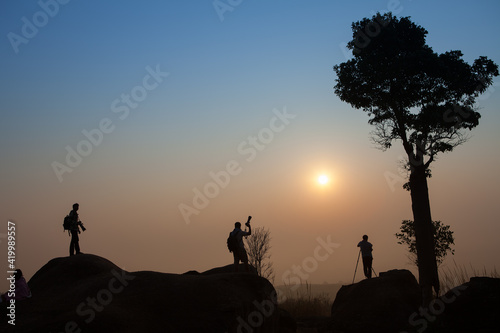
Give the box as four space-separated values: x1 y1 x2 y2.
334 12 498 305
396 220 455 267
245 226 274 283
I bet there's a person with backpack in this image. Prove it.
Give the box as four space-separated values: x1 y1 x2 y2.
228 216 252 272
68 203 85 256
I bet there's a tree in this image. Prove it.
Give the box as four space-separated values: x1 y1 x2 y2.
333 12 498 305
245 226 275 283
396 220 455 267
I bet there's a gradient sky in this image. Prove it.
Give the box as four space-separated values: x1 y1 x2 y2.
1 0 499 292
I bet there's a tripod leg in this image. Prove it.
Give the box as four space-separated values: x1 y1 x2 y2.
372 266 378 277
352 250 361 284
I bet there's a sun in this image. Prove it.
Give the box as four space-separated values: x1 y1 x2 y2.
317 174 329 185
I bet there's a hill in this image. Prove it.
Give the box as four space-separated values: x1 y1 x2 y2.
1 254 284 333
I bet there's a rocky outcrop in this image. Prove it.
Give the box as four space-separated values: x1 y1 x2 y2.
330 269 421 333
330 269 500 333
184 263 258 275
418 276 500 333
1 254 282 333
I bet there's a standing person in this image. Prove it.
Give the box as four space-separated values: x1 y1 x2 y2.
230 216 252 272
69 203 85 256
357 235 373 279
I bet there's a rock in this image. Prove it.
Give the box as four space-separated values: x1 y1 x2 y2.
278 307 298 333
296 316 333 332
417 276 500 333
184 263 258 276
330 269 421 333
1 254 281 333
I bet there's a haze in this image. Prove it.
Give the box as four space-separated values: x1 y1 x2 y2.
1 0 499 292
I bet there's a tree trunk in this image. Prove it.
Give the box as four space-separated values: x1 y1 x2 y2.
409 164 440 305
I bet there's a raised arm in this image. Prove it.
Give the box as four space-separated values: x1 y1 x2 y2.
245 216 252 235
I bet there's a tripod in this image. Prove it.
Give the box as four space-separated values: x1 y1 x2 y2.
352 250 361 284
352 250 377 283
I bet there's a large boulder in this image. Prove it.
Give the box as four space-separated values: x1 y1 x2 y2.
330 269 421 333
420 276 500 333
184 263 258 275
1 254 281 333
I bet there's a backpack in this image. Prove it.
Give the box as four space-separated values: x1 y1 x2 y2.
63 214 72 231
227 231 240 253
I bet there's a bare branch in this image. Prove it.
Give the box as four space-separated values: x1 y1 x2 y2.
245 226 275 283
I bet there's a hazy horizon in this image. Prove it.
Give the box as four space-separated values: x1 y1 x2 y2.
1 0 500 292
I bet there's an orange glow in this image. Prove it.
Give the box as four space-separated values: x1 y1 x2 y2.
318 174 329 185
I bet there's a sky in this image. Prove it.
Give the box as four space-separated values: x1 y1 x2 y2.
1 0 499 292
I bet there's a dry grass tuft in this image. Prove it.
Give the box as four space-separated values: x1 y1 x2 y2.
278 281 332 318
439 260 499 293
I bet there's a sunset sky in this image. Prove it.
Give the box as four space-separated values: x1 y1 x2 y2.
1 0 499 292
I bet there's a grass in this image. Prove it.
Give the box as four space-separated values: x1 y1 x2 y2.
277 281 332 318
276 263 500 319
439 260 499 293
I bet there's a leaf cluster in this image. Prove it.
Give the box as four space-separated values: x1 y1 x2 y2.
334 12 499 171
395 219 455 267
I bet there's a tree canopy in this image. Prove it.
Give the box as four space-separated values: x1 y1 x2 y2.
334 13 498 174
395 220 455 267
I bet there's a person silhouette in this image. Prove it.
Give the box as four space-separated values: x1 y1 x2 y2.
0 269 32 304
231 217 252 272
68 203 85 256
357 235 373 279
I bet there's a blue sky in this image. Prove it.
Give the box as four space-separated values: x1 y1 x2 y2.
1 0 500 290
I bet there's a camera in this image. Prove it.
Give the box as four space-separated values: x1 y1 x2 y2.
245 216 252 227
79 222 86 232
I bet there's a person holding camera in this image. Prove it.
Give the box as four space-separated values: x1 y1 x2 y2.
231 216 252 272
69 203 85 256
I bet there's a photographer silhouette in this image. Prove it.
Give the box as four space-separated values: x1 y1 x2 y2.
231 216 252 272
68 203 85 256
